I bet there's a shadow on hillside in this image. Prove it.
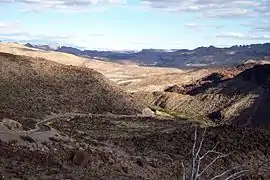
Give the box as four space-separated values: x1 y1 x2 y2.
230 91 270 127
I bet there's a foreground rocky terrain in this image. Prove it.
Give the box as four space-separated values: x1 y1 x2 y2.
0 50 269 179
0 111 270 179
1 114 270 179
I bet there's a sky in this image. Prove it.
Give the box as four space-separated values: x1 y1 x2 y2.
0 0 270 50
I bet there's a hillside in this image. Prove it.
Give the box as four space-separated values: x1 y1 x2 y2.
0 42 185 90
0 52 149 121
7 42 270 92
135 64 270 127
125 68 224 92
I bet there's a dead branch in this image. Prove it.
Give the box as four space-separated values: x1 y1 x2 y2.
190 126 198 180
181 161 186 180
224 170 250 180
181 127 248 180
210 165 244 180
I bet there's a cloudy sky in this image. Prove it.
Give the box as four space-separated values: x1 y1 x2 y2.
0 0 270 50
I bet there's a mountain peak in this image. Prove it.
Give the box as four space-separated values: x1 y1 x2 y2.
25 43 34 48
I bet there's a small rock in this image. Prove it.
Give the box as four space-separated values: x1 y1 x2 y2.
38 175 54 180
141 108 155 117
136 158 147 167
122 166 129 174
72 151 88 165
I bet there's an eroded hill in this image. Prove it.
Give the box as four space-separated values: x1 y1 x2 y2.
0 42 185 91
0 52 148 121
134 64 270 127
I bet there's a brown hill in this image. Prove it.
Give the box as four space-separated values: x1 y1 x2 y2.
0 42 184 91
135 64 270 127
0 52 148 121
164 62 256 95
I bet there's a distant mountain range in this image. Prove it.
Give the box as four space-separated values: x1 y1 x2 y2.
25 42 270 68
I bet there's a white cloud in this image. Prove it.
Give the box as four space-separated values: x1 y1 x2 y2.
0 22 108 49
184 22 224 31
140 0 269 18
0 0 126 12
0 32 68 41
0 30 104 44
140 0 270 37
0 22 7 27
253 25 270 32
0 21 22 35
0 21 17 28
185 23 200 28
217 32 245 39
216 32 270 41
242 20 270 33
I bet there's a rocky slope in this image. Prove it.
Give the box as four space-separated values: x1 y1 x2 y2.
135 64 270 127
164 62 256 95
0 52 148 121
0 116 270 179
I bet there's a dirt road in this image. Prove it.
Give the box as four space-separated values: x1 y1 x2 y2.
0 113 157 135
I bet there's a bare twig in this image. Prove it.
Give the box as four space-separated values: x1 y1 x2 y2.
229 173 247 180
195 128 207 160
181 161 186 180
191 127 198 179
194 128 207 178
183 127 248 180
210 165 244 180
199 143 219 160
224 170 250 180
198 152 231 178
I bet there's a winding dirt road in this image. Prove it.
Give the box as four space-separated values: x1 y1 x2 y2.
1 113 156 135
0 112 184 143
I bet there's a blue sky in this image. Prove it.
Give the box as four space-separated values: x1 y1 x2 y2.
0 0 270 50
